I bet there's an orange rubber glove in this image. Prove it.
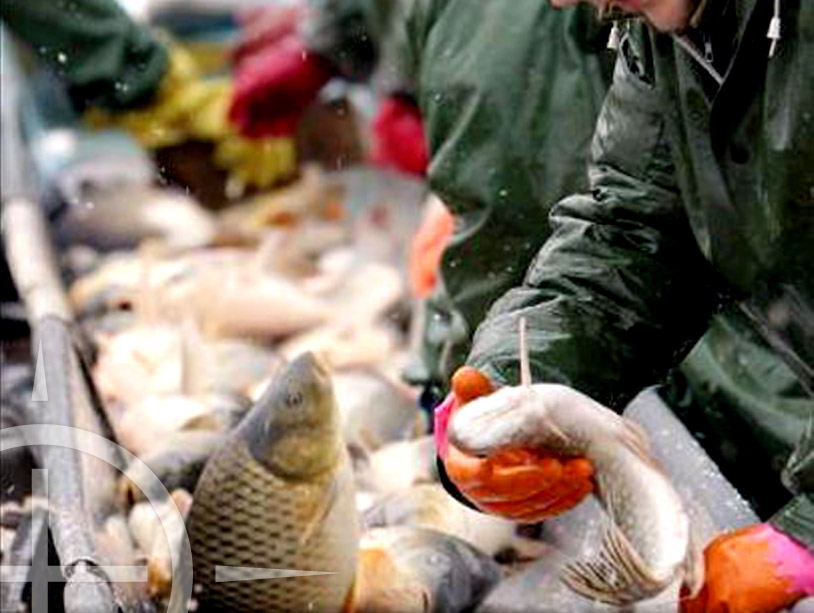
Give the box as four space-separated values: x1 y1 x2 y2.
409 197 455 299
436 366 595 523
681 523 814 613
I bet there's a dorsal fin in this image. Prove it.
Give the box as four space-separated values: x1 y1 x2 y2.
681 506 706 599
519 317 531 388
180 318 205 396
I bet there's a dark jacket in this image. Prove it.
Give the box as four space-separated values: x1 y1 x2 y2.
468 0 814 548
1 0 167 110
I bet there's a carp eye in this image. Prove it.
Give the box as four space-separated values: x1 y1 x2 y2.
286 390 304 408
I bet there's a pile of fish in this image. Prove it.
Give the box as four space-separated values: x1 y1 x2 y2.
42 172 510 613
2 168 707 613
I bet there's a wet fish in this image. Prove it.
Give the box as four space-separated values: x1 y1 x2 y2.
219 165 346 233
114 392 249 457
351 526 501 613
128 490 193 599
191 267 332 339
187 352 359 612
95 514 152 607
119 430 225 505
93 323 283 407
333 369 420 453
56 184 218 251
447 321 702 605
280 323 400 372
357 436 439 495
363 484 548 560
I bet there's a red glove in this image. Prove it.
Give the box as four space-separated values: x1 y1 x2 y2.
370 96 428 176
409 197 455 299
436 367 595 523
229 36 334 138
681 523 814 613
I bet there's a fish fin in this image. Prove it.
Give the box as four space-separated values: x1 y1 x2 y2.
541 414 571 447
561 495 665 605
358 427 384 453
180 318 205 396
182 413 220 432
519 317 532 388
618 419 662 471
681 512 705 599
300 476 340 546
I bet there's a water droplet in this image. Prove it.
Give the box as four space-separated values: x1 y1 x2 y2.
498 188 508 199
428 553 444 566
57 52 67 64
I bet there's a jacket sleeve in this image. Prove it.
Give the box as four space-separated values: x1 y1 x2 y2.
1 0 167 110
467 28 720 410
773 424 814 549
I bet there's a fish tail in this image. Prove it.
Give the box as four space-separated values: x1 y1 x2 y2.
560 519 665 605
560 486 665 605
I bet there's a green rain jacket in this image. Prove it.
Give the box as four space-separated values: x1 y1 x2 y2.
404 1 613 387
468 0 814 548
1 0 168 110
304 0 614 388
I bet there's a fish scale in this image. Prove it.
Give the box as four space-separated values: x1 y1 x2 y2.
189 439 358 612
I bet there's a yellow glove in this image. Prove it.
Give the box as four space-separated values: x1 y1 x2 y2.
213 135 297 197
86 42 297 191
84 43 203 148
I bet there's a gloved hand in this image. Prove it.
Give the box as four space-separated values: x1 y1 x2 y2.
86 41 298 192
436 366 595 522
681 523 814 613
409 196 455 299
84 43 209 148
229 36 334 138
370 96 428 176
213 135 297 196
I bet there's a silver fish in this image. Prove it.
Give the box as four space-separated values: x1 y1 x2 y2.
352 526 501 613
119 430 225 505
363 483 549 560
186 352 359 612
448 320 702 605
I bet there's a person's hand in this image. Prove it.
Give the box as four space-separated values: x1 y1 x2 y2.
213 135 297 196
436 367 595 522
409 196 455 299
229 36 334 138
680 523 814 613
370 96 428 176
84 43 210 148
